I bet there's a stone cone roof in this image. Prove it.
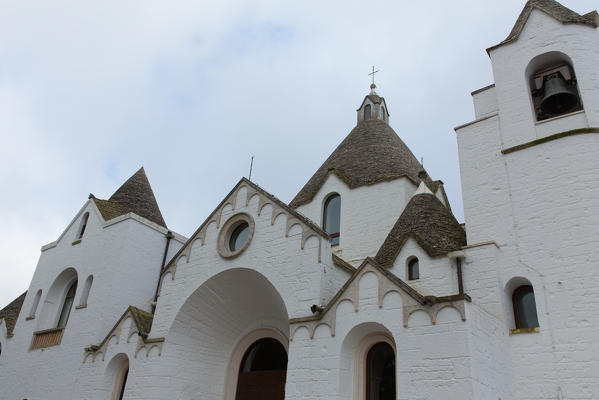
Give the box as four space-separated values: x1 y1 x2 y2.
375 193 466 267
0 292 26 337
290 119 433 208
488 0 598 52
94 167 167 228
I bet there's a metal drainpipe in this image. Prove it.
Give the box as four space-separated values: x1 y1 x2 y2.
457 257 464 295
152 230 174 314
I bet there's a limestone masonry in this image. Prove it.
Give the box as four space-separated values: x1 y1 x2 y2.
1 1 598 399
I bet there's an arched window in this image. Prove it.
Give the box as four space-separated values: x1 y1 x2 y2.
57 280 77 328
323 194 341 246
77 212 89 239
527 53 582 121
78 275 93 308
407 258 419 280
380 106 385 120
236 338 288 400
366 342 396 400
364 104 371 120
28 289 42 319
512 285 539 329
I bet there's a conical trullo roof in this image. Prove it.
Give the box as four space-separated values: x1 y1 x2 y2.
289 119 433 208
375 193 466 267
93 167 167 228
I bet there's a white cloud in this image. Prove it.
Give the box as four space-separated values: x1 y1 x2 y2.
0 0 596 306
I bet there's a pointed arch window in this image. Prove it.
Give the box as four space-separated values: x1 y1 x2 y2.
77 212 89 240
57 280 77 328
364 104 371 120
512 285 539 329
323 194 341 246
366 342 396 400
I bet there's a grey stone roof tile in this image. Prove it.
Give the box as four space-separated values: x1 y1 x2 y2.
0 292 27 337
94 167 167 228
290 119 433 208
375 193 466 267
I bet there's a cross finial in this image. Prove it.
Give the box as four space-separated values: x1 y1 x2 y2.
368 66 380 86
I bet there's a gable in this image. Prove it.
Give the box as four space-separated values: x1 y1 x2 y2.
160 178 330 282
487 0 598 53
289 257 470 338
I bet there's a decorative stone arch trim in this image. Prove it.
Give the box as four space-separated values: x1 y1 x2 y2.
290 257 470 339
223 327 289 400
158 178 330 295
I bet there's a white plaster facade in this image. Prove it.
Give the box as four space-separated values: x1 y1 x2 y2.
1 2 598 399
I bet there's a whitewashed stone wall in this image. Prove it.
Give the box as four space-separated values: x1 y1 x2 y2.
295 173 439 267
457 7 599 399
0 201 184 400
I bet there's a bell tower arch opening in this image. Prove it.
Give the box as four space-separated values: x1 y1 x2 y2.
526 51 583 121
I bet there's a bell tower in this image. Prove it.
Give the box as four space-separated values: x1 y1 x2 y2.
356 83 390 124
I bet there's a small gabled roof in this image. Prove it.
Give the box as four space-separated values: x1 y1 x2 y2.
0 292 27 337
85 306 153 353
289 119 434 208
93 167 167 228
356 94 388 112
488 0 598 53
375 193 466 267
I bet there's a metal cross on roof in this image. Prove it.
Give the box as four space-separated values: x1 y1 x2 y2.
368 66 380 85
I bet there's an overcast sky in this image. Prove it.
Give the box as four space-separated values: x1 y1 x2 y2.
1 0 596 308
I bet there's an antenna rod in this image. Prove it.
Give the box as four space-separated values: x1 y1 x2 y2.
248 156 254 181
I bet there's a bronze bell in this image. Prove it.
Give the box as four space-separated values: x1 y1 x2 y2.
540 75 579 116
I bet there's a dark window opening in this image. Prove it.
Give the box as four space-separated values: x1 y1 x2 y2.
408 258 419 280
323 194 341 246
364 104 372 120
512 285 539 329
57 280 77 328
366 342 396 400
531 64 582 121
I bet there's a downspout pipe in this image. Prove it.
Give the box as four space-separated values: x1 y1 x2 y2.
152 230 174 314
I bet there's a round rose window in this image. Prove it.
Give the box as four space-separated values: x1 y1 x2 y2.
217 213 255 259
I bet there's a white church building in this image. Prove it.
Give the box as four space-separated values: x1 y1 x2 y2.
1 1 598 399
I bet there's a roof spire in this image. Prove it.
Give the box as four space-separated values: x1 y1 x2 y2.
368 66 380 94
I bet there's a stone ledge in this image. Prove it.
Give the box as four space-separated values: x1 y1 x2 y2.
509 327 540 335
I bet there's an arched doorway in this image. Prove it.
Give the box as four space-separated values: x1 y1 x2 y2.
236 338 288 400
366 342 396 400
167 268 290 399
